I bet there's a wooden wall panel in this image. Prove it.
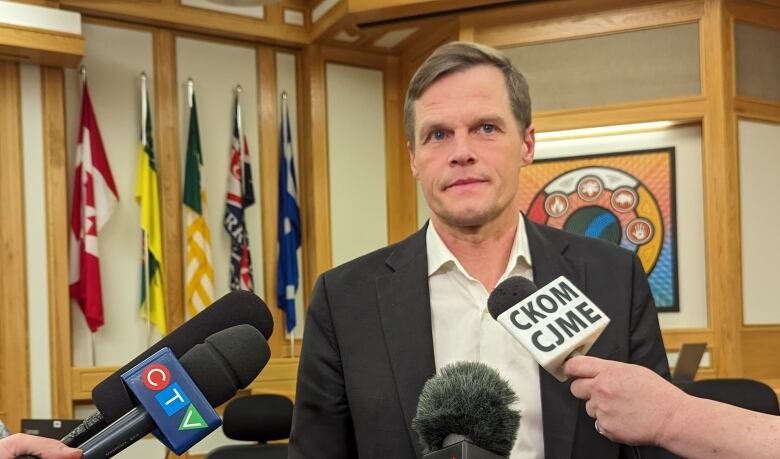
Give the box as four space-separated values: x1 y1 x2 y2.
153 30 185 333
700 0 743 377
41 65 74 418
741 328 780 379
0 61 30 432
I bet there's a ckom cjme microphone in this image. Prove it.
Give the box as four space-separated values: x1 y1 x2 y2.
62 290 274 447
68 324 269 459
412 361 520 459
487 276 610 382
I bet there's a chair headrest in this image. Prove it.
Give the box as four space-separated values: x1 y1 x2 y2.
222 394 294 443
685 378 780 416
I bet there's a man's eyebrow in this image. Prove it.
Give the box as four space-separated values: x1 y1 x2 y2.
417 121 449 137
472 115 507 127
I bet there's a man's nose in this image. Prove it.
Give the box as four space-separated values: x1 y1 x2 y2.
449 132 476 166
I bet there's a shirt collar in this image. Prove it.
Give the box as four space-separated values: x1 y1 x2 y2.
426 213 532 278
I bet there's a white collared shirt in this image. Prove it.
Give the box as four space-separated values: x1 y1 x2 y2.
426 213 544 459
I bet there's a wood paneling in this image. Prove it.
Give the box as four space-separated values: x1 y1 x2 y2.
153 30 185 334
0 61 30 433
383 55 417 242
0 22 84 68
41 65 74 418
300 44 332 290
700 0 742 377
741 327 780 379
727 0 780 31
60 0 308 45
71 359 298 402
735 97 780 124
534 96 708 133
464 0 703 47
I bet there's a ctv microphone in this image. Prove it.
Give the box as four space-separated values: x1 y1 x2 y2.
412 361 520 458
62 290 273 447
76 324 270 458
487 276 610 382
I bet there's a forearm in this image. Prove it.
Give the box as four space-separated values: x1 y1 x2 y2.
660 394 780 459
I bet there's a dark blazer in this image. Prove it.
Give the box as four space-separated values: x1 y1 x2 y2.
289 220 670 458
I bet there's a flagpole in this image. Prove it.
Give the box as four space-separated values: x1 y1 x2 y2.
141 72 152 346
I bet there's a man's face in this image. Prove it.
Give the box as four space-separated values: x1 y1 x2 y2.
409 64 535 229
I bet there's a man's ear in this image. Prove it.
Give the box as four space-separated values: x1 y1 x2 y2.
522 123 536 166
408 141 419 178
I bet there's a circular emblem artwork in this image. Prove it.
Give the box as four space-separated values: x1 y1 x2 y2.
521 149 678 311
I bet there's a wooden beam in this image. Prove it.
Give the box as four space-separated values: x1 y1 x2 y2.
257 45 291 357
60 0 308 45
700 0 742 377
300 44 332 287
533 96 708 132
727 0 780 31
383 55 417 243
735 97 780 124
41 65 74 418
0 22 84 68
0 61 30 433
464 0 703 47
153 30 185 334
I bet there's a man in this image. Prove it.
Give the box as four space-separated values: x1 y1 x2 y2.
289 42 669 458
564 356 780 458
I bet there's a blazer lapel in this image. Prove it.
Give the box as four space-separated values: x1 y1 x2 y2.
376 227 436 457
525 220 585 459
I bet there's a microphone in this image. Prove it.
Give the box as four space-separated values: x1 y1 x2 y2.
487 276 610 382
62 290 273 447
412 361 520 458
76 324 270 458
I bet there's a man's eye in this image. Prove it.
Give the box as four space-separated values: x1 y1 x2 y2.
430 130 445 141
481 124 496 134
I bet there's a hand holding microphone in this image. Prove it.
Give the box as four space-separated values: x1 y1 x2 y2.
0 434 80 459
487 276 610 382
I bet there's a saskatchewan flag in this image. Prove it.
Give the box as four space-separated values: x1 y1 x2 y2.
136 76 166 335
183 83 214 317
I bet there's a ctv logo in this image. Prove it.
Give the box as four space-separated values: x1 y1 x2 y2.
141 363 208 431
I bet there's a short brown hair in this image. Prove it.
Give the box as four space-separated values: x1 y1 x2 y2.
404 41 532 146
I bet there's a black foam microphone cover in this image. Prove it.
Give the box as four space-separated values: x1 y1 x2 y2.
487 276 538 320
181 324 271 407
412 361 520 457
92 290 273 423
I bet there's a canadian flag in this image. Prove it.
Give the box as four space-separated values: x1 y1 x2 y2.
69 81 118 333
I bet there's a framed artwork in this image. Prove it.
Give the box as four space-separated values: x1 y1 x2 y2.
519 147 679 312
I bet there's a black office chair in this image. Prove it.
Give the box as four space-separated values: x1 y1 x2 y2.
206 394 293 459
684 378 780 415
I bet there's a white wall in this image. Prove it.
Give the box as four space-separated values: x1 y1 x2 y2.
326 63 388 267
176 36 264 308
64 22 160 367
739 119 780 325
21 63 52 419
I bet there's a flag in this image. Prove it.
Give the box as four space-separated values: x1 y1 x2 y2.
69 80 119 333
183 84 215 317
135 77 166 335
224 93 255 291
276 99 301 333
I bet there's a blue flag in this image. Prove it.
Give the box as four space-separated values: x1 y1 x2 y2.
277 99 301 333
